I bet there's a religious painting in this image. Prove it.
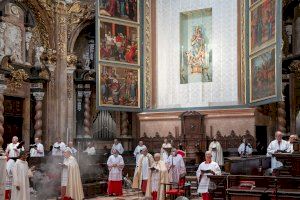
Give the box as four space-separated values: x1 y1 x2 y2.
99 20 139 65
99 65 140 108
250 0 276 54
99 0 139 23
250 0 260 6
250 47 276 102
180 8 212 84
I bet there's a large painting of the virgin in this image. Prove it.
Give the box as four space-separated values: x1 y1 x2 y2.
99 0 138 22
180 8 212 84
250 48 276 102
99 21 139 65
99 65 140 108
250 0 276 53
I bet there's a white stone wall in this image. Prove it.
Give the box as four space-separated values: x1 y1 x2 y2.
156 0 238 108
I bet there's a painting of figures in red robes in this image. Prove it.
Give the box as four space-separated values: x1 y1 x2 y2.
99 65 140 108
99 0 139 23
250 0 276 53
99 21 139 65
250 47 276 102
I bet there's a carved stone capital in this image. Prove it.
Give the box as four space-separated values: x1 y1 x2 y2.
67 53 77 69
33 92 45 101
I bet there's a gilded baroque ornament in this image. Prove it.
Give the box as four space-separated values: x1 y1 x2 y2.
67 53 77 66
7 69 29 91
144 0 152 109
240 0 246 103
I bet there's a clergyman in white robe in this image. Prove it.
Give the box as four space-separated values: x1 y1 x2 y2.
5 158 15 199
30 138 44 157
5 136 24 158
238 143 253 156
107 149 124 196
11 153 33 200
133 141 146 168
166 149 186 184
161 139 172 163
52 139 66 156
111 139 124 155
196 151 221 200
267 131 289 172
132 148 154 193
208 139 224 166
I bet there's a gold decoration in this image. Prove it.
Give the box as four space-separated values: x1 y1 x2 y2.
240 0 246 103
67 53 77 67
39 70 50 80
7 69 29 91
41 49 57 65
289 60 300 79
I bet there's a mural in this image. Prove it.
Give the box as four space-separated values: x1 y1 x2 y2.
99 21 139 65
250 0 260 6
180 8 212 84
99 0 138 22
250 0 276 53
250 48 276 102
99 65 139 108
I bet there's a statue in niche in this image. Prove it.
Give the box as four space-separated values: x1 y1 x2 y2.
34 46 44 67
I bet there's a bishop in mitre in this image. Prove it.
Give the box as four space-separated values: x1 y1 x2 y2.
208 136 224 166
146 153 169 200
161 139 172 163
166 148 186 185
60 147 84 200
11 151 34 200
132 147 154 194
107 148 124 196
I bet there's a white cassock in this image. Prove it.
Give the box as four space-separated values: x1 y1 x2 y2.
30 143 45 157
132 153 154 191
208 141 224 166
196 161 221 194
84 147 96 155
267 139 289 171
0 156 6 200
11 159 33 200
133 145 146 166
111 143 124 155
5 159 15 191
166 155 186 183
161 143 172 163
107 155 124 181
6 143 24 158
61 156 84 200
52 142 66 156
287 141 294 153
238 143 253 155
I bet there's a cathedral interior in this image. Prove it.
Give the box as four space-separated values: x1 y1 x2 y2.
0 0 300 199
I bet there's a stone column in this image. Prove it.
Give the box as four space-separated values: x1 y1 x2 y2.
0 82 7 153
277 100 286 133
121 112 129 136
83 88 91 138
33 92 45 139
67 54 77 141
293 6 300 55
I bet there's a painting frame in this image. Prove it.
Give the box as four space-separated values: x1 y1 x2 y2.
97 63 141 109
249 0 276 55
98 0 140 25
98 18 140 67
249 46 277 103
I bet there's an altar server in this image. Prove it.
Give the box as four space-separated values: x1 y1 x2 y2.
83 142 96 155
132 147 154 194
60 147 84 200
11 151 34 200
30 137 44 157
196 151 221 200
267 131 289 171
5 158 15 200
208 136 224 166
111 139 124 155
238 138 253 156
146 153 169 200
166 148 186 184
5 136 24 158
133 140 146 167
287 134 298 153
107 149 124 196
52 137 66 156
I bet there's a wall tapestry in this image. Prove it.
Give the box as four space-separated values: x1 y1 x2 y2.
180 8 212 84
250 0 276 53
250 47 276 102
99 20 139 65
99 65 140 108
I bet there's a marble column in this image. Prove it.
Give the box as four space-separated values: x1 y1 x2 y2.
33 92 45 139
0 83 7 153
293 6 300 55
67 54 77 141
83 90 91 137
277 100 286 133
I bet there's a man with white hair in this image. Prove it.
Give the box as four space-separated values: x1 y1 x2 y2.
133 140 146 169
52 137 66 156
83 142 96 155
196 151 221 200
132 147 154 194
267 131 289 172
166 148 186 185
107 149 124 196
5 136 23 158
60 147 84 200
30 138 44 157
287 134 298 153
111 139 124 155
